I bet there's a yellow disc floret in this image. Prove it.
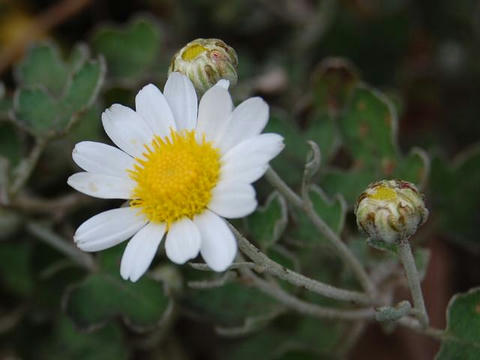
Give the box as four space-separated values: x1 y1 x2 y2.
370 186 397 201
181 44 207 61
129 130 221 225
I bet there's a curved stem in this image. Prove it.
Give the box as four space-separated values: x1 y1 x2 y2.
231 224 372 305
265 167 375 295
9 137 48 198
399 317 446 341
239 266 374 320
397 240 429 328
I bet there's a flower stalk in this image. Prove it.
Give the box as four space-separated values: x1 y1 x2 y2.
265 167 376 296
397 239 429 328
230 223 372 304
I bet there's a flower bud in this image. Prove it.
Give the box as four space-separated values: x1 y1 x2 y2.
355 180 428 244
169 38 238 94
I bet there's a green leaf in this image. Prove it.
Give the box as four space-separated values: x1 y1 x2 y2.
226 329 286 360
304 113 339 162
414 247 430 281
0 82 11 118
366 237 398 254
430 145 480 247
64 245 171 331
274 350 334 360
264 111 307 185
183 281 279 326
322 84 430 206
15 87 57 134
13 43 105 136
0 241 33 296
393 148 430 190
57 59 104 129
321 168 375 206
43 316 128 360
15 42 68 96
311 56 359 117
227 317 345 360
290 185 347 245
67 106 102 144
0 123 22 167
339 84 398 168
247 192 288 250
92 16 162 81
436 287 480 359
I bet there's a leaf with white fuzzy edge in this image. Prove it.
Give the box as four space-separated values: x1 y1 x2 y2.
436 287 480 359
247 191 288 251
91 16 162 83
321 84 430 207
63 245 172 332
14 42 69 96
182 281 279 327
430 144 480 248
215 306 286 338
12 43 105 137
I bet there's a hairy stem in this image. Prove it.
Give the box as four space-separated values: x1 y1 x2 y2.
265 167 375 295
399 317 447 341
231 224 372 305
9 138 48 198
239 266 374 320
397 240 429 328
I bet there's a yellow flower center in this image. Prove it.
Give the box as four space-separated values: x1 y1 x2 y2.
182 44 207 61
129 130 221 225
370 185 397 201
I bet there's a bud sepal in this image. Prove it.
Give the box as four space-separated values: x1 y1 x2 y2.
355 179 429 244
169 38 238 95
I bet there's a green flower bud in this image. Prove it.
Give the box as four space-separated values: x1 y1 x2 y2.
169 38 238 94
355 180 428 244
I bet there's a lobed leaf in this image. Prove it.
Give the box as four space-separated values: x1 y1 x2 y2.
15 42 68 96
91 16 162 82
319 84 430 206
12 43 105 137
0 241 33 296
430 145 480 247
64 245 171 331
183 281 280 327
247 192 288 251
289 185 347 245
43 316 128 360
436 287 480 359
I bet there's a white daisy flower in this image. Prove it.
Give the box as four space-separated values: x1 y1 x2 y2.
68 72 284 282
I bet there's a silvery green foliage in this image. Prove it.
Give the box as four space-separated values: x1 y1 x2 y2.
0 12 479 360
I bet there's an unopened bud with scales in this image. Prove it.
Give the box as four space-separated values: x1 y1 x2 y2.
355 180 429 244
169 38 238 95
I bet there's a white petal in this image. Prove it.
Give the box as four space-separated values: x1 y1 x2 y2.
195 84 232 142
164 72 198 130
220 133 284 183
102 104 154 158
72 141 135 178
74 207 147 252
194 210 236 272
67 172 135 199
165 218 201 264
120 222 166 282
208 182 257 218
135 84 176 138
217 97 269 153
215 79 230 89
